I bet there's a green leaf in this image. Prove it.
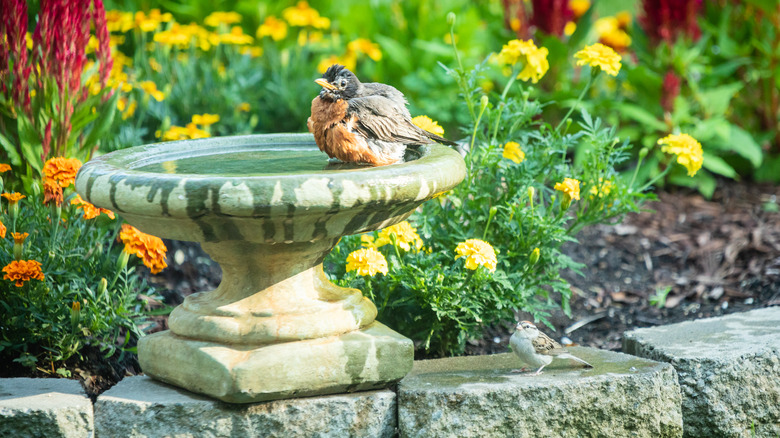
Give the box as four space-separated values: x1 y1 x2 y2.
614 103 666 132
697 83 742 118
728 124 763 168
375 34 413 72
81 92 120 155
743 0 777 13
0 132 22 167
702 152 737 178
16 116 42 174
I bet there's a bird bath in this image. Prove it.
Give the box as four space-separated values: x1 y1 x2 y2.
75 133 466 403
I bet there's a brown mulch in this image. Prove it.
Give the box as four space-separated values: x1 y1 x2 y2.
466 180 780 355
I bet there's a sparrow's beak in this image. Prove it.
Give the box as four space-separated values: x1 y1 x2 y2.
315 78 337 90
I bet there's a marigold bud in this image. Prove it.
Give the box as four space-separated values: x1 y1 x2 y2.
447 12 457 26
529 247 540 265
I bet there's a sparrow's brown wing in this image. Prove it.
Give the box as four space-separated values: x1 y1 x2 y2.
347 96 434 145
532 332 569 357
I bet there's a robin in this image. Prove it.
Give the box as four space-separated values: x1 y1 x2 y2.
307 64 456 166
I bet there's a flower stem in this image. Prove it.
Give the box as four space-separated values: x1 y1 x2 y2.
556 74 593 133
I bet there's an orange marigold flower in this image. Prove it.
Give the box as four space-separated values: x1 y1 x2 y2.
2 259 45 287
2 192 26 205
43 157 82 188
0 220 6 238
71 194 115 220
119 224 168 274
0 163 11 173
43 177 64 206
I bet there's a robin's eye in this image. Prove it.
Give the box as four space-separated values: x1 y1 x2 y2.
339 79 347 87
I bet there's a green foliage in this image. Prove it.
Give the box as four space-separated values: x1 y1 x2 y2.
0 181 158 373
326 28 654 356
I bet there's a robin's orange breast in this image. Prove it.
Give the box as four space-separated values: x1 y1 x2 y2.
308 97 384 165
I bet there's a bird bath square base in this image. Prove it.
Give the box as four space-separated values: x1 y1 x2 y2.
138 321 412 403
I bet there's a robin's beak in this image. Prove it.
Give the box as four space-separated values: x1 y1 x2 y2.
315 78 337 90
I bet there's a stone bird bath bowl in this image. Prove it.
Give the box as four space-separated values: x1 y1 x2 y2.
75 133 466 403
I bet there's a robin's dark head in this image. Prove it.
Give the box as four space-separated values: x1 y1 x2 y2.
315 64 360 101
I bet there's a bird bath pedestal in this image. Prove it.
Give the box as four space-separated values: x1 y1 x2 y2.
75 134 466 403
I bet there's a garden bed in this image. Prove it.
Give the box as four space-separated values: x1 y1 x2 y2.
3 178 777 400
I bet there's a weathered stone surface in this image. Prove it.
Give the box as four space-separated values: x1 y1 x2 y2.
398 350 682 438
0 378 93 438
139 321 413 403
94 376 396 438
623 307 780 438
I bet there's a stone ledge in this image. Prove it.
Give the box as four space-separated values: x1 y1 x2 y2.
623 306 780 438
0 377 94 438
94 376 396 438
397 349 682 438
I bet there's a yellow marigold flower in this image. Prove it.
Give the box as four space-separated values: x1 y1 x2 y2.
595 17 631 52
574 43 622 76
237 102 251 112
345 248 388 277
2 192 26 205
0 163 11 173
204 11 242 28
317 53 356 74
589 177 613 198
119 224 168 274
374 221 424 252
43 157 82 188
161 123 210 141
412 116 445 137
106 10 134 33
3 259 45 287
360 234 376 248
139 81 165 101
347 38 382 61
569 0 590 19
0 220 5 238
616 11 632 29
134 9 171 33
564 21 577 36
283 1 330 29
192 114 220 126
554 177 581 201
148 57 163 72
496 39 549 84
658 133 703 177
257 16 288 41
503 141 525 164
122 101 137 120
43 177 64 207
154 24 193 47
25 32 33 50
241 46 263 57
455 239 497 272
71 194 115 220
219 26 254 45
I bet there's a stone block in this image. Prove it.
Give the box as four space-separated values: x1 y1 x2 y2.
398 349 682 438
623 307 780 438
94 376 396 438
0 377 93 438
139 321 412 403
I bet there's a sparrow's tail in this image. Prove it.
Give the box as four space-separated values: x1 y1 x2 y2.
558 353 593 368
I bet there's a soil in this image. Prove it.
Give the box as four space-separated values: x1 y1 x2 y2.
4 179 778 399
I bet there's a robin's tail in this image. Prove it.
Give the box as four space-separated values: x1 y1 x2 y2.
422 130 457 146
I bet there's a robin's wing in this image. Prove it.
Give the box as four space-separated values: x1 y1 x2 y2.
360 83 411 118
532 332 569 357
347 96 434 145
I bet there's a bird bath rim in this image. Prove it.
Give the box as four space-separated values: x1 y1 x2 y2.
76 133 465 221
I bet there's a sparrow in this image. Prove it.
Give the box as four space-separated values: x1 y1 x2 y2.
307 64 456 166
509 321 593 375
